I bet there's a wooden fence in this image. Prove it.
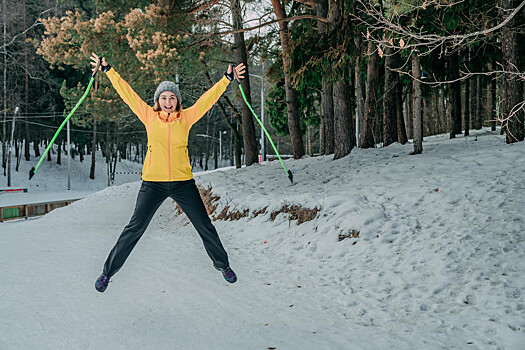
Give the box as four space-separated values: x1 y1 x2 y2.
0 199 80 222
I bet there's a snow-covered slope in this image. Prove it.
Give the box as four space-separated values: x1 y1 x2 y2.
0 129 523 349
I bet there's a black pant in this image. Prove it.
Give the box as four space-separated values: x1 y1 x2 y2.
103 179 229 277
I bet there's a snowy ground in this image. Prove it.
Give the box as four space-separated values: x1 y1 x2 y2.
0 128 524 349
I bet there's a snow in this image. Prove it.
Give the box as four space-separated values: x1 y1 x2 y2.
0 128 524 349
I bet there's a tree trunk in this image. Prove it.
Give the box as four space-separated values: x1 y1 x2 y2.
490 60 497 131
470 60 478 133
57 139 62 165
423 96 430 136
396 79 407 144
322 81 334 154
333 78 353 159
271 0 305 159
355 55 365 148
33 133 40 157
47 139 51 161
329 0 352 159
438 86 445 134
361 40 379 148
231 0 258 165
431 88 439 135
315 0 333 155
234 123 242 168
449 52 462 137
105 131 110 186
90 119 96 179
475 75 482 129
412 54 423 154
406 91 413 139
500 0 524 142
15 139 21 171
112 135 118 184
383 47 399 146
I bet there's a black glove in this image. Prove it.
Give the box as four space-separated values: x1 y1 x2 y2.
99 57 112 73
224 65 234 81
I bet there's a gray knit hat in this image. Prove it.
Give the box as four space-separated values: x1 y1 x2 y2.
153 81 181 106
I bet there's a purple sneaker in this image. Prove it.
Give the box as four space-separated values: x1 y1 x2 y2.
95 273 110 292
214 265 237 283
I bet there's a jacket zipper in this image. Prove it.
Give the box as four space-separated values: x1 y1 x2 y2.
167 113 171 181
148 146 152 171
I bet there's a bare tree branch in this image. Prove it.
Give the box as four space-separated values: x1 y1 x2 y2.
354 0 525 52
185 14 329 37
390 55 524 86
185 0 223 15
3 8 53 50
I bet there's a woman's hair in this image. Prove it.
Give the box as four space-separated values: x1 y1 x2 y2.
153 99 181 113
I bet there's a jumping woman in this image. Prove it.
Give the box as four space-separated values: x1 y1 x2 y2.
91 53 245 292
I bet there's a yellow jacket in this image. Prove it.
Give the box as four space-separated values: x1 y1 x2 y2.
106 69 230 181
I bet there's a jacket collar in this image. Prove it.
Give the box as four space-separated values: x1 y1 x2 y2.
157 110 181 123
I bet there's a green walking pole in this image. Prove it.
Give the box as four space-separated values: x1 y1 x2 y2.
29 59 101 180
238 83 293 184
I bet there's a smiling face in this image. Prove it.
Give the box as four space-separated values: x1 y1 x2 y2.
158 91 178 114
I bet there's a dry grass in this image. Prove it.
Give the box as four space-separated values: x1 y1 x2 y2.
253 207 268 217
270 204 320 224
198 186 220 215
213 206 250 221
174 185 319 224
338 229 360 241
175 185 220 216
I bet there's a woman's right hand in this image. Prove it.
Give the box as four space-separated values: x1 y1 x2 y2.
90 53 109 73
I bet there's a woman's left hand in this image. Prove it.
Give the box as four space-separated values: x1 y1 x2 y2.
228 63 246 82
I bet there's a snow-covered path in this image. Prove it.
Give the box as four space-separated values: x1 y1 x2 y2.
0 184 368 350
1 129 524 349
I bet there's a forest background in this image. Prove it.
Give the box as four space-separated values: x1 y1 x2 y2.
1 0 523 184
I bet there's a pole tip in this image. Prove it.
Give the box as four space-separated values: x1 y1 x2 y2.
29 167 35 180
287 170 293 184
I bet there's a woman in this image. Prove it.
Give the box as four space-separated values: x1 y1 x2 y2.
90 53 245 293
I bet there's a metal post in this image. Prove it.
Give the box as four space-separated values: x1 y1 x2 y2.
219 131 222 162
7 107 19 187
67 119 71 190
